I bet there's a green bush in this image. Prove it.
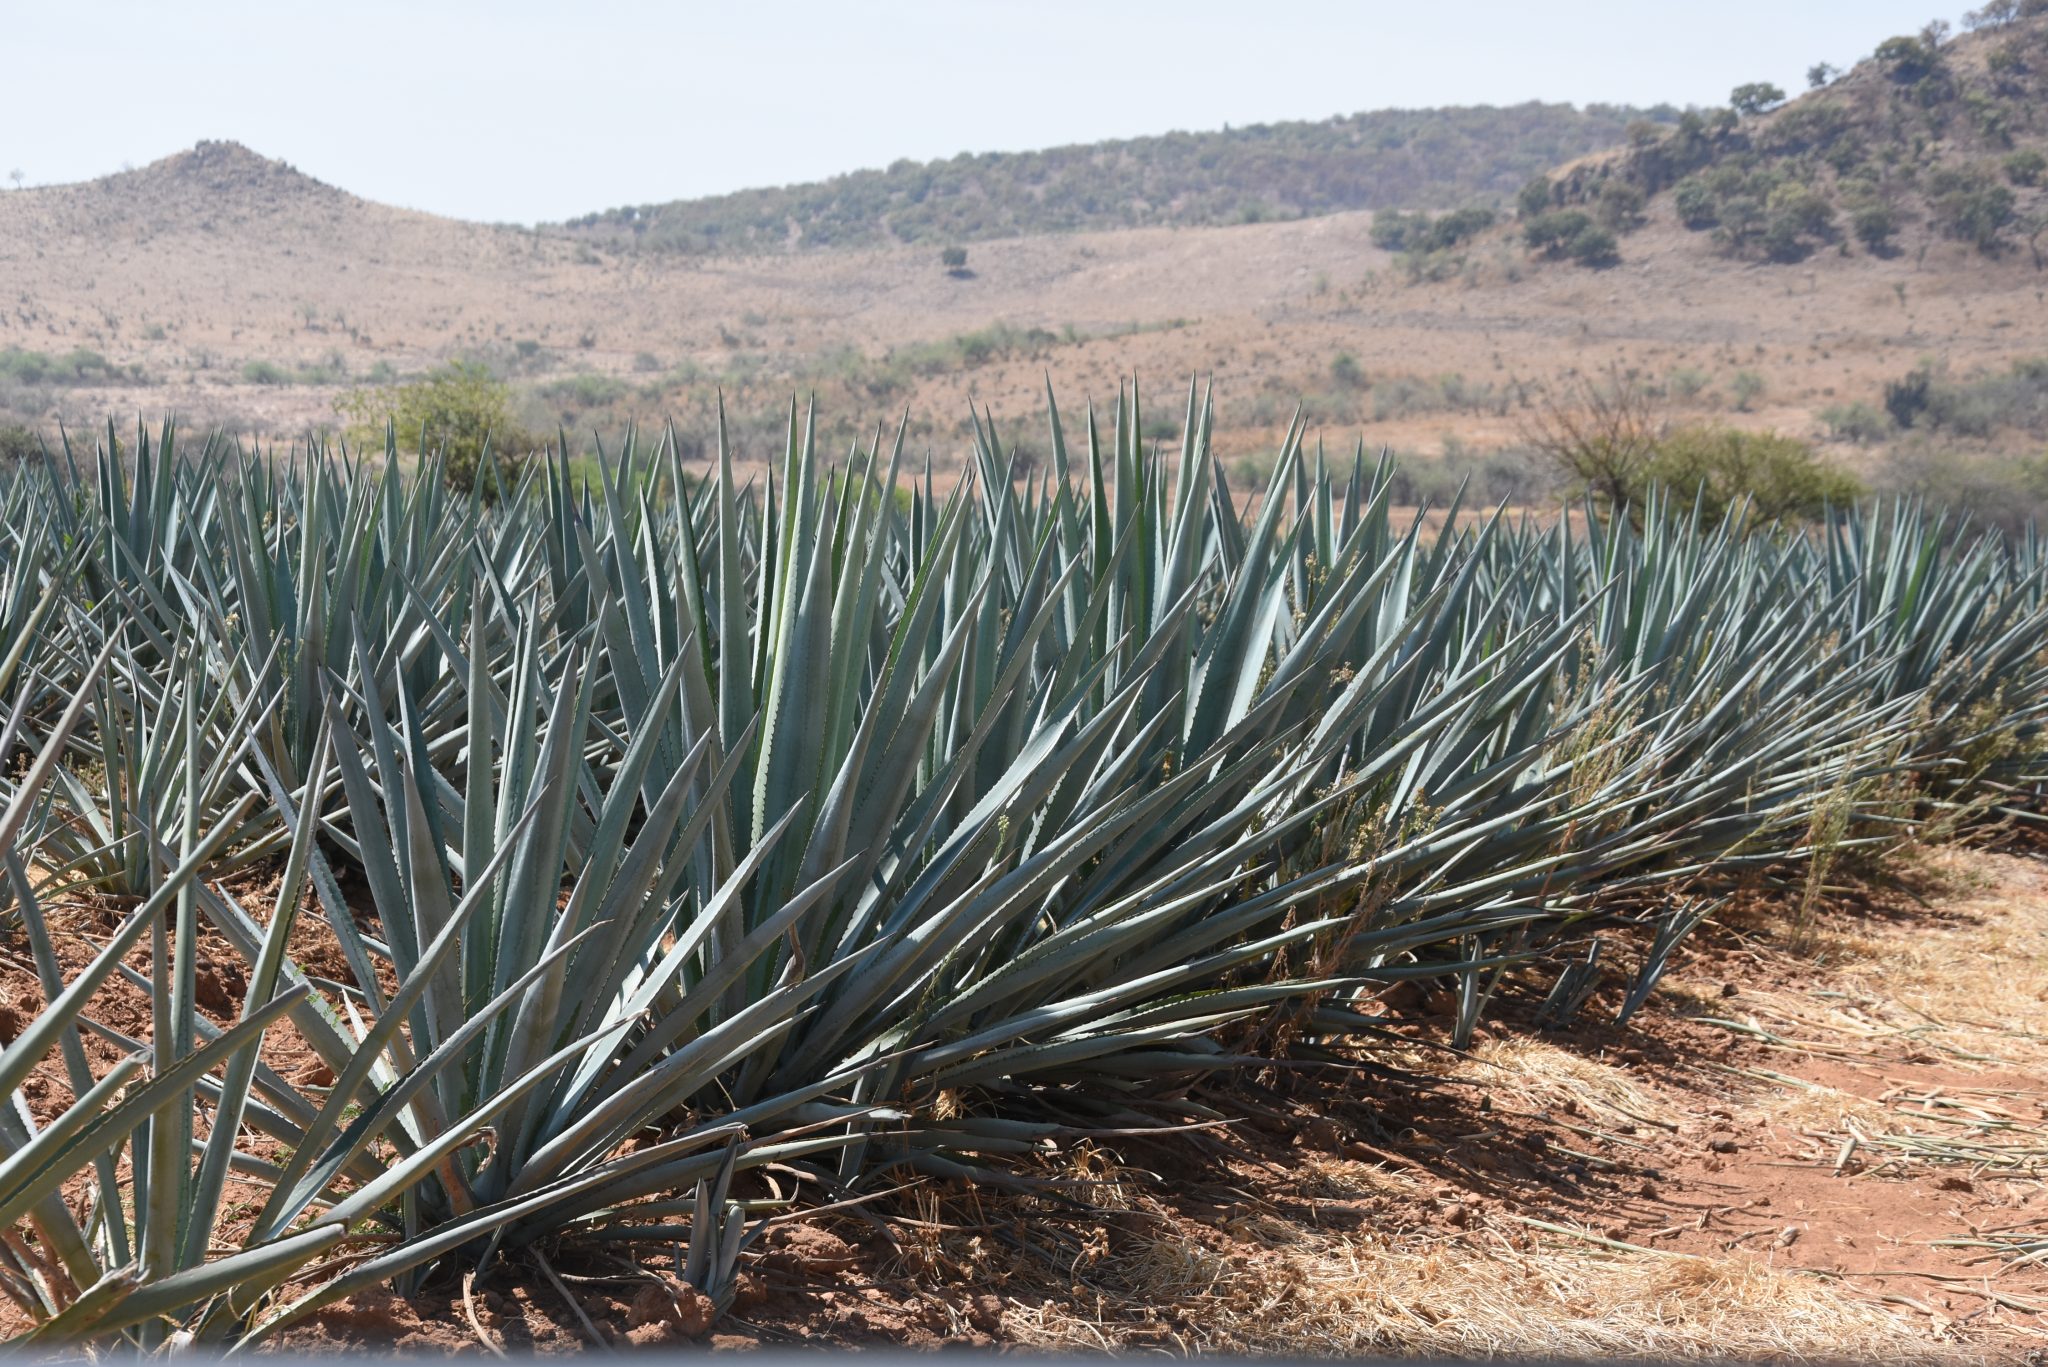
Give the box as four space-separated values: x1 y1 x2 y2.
1523 210 1590 254
1928 165 2017 252
1372 206 1496 253
1523 210 1618 266
240 360 291 385
2005 148 2047 188
1648 426 1862 522
1596 181 1646 230
1759 216 1806 262
1819 401 1891 444
1668 366 1713 401
0 348 50 385
335 360 535 495
0 347 133 387
1715 181 1835 262
1568 225 1620 266
1731 371 1767 412
1850 202 1900 253
1673 177 1719 229
1878 441 2048 533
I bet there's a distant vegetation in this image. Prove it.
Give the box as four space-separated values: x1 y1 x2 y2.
562 103 1678 254
1880 355 2048 437
0 346 140 387
1520 366 1861 521
1538 5 2048 267
0 347 147 428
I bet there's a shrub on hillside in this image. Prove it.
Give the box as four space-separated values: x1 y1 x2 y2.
1566 224 1621 266
1927 164 2017 252
1596 180 1646 230
1523 211 1619 266
1885 367 1936 429
1673 177 1719 228
1963 0 2048 30
1850 201 1901 253
1371 206 1496 254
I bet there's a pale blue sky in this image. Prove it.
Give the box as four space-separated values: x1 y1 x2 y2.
6 1 1970 224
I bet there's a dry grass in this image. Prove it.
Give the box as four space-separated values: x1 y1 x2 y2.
992 1187 1975 1361
1457 1035 1678 1129
1828 850 2048 1054
1694 850 2048 1069
871 846 2048 1362
880 1127 1988 1362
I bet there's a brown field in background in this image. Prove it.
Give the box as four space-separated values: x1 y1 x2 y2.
3 144 2044 481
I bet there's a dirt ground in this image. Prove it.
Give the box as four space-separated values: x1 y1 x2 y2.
4 143 2045 470
3 839 2044 1358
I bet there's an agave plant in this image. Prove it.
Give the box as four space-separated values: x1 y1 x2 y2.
0 388 2044 1353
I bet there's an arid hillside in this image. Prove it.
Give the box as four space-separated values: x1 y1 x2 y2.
3 15 2047 495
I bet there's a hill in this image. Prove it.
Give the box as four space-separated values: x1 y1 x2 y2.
1528 5 2048 268
558 103 1677 254
4 13 2048 523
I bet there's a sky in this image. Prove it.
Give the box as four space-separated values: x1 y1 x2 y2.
5 1 1974 225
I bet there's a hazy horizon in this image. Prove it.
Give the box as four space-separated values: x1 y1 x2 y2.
10 0 1974 224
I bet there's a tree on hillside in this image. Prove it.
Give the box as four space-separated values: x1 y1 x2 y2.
940 245 969 276
6 170 21 191
1807 62 1839 88
1730 82 1787 117
1970 0 2048 24
1875 35 1939 82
